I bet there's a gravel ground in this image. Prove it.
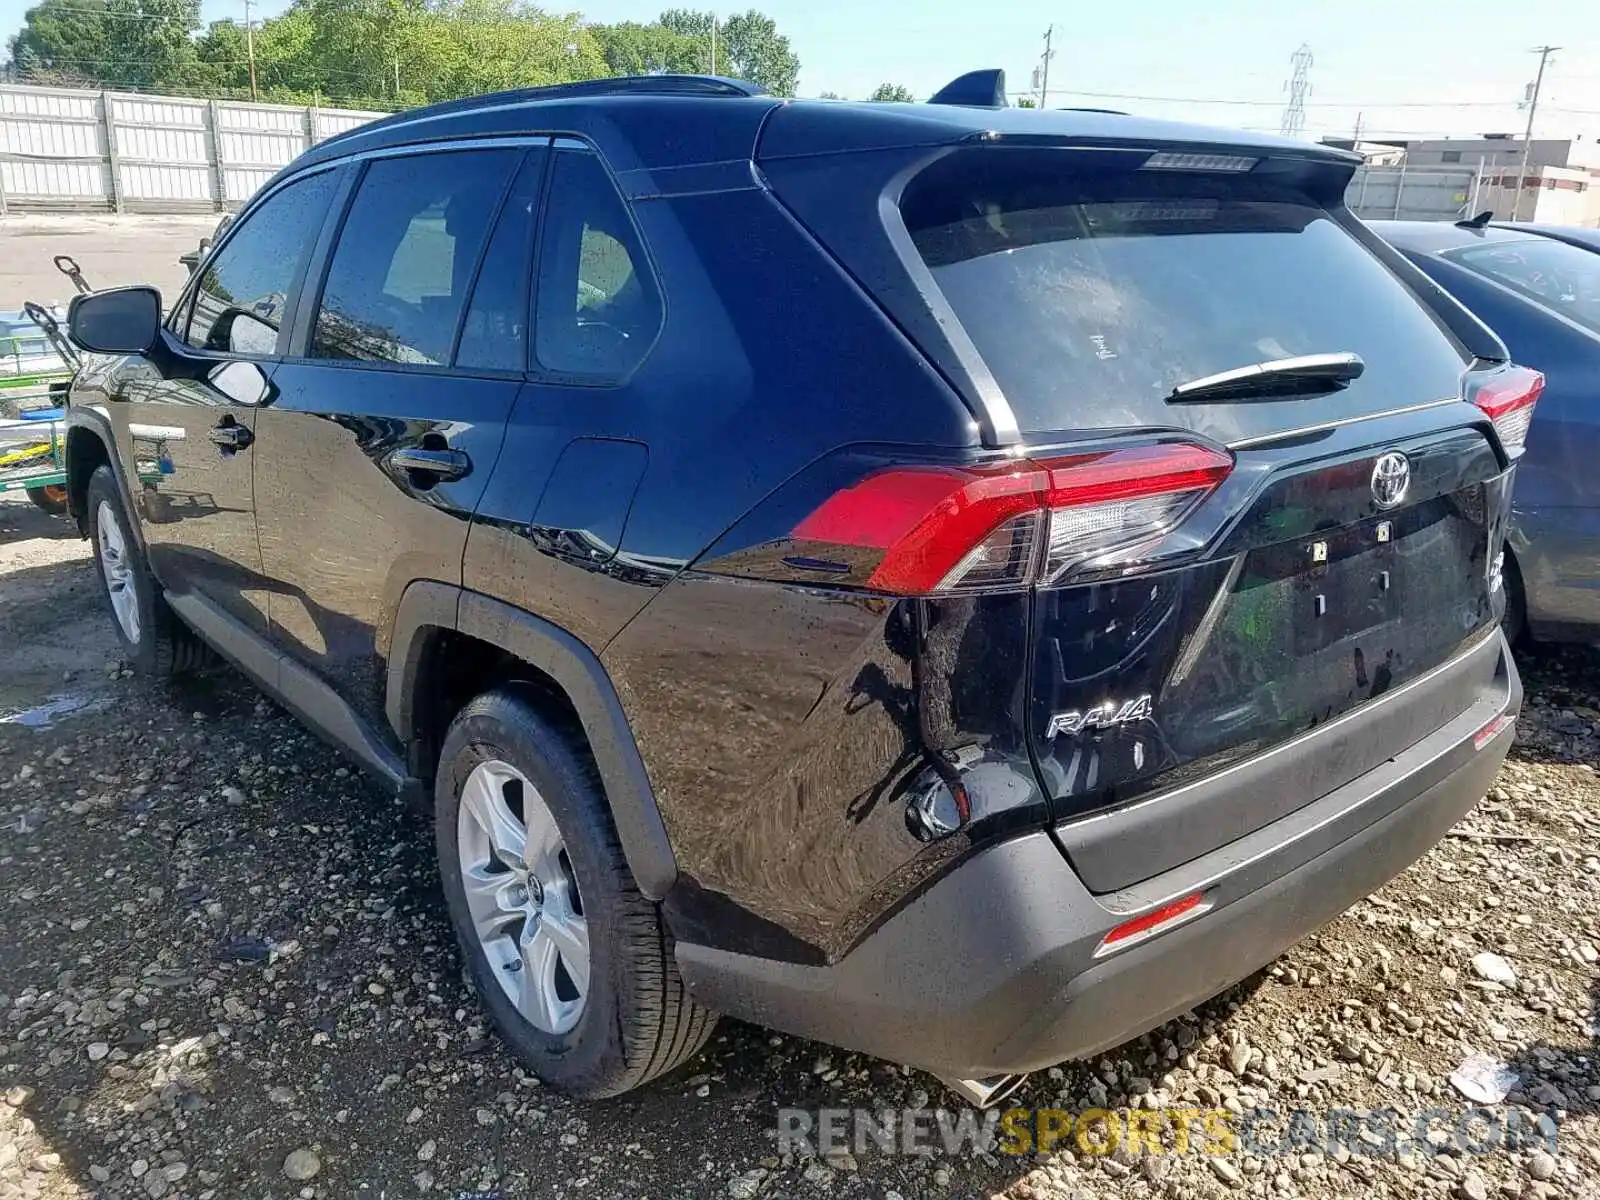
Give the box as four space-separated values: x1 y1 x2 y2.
1 493 1597 1200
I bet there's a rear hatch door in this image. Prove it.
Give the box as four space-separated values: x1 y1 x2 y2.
763 131 1513 890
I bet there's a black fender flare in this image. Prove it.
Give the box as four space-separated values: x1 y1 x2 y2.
387 582 678 900
62 406 146 551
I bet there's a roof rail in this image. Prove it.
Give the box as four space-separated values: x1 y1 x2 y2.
928 69 1007 110
519 74 769 100
317 74 767 148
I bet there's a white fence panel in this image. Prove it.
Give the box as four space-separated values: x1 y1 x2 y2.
0 109 101 159
0 85 105 203
0 160 105 204
219 128 304 167
312 109 380 141
222 166 279 204
0 83 383 213
120 163 214 203
1347 166 1479 224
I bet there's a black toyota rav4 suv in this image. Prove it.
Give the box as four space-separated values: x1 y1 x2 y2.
62 71 1533 1106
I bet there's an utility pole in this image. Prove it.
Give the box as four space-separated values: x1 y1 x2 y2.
1037 25 1054 108
709 17 717 76
393 54 401 99
243 0 258 100
1512 45 1559 222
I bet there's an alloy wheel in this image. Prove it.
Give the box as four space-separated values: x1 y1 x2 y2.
457 759 590 1035
96 500 140 644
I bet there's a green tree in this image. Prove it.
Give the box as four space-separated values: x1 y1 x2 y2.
7 0 112 86
193 19 250 93
867 82 913 102
657 7 797 94
421 0 608 100
591 19 701 77
12 0 203 91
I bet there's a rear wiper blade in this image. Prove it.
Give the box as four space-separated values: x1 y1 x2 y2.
1168 352 1365 403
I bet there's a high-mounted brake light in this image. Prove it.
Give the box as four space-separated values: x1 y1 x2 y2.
1141 151 1257 173
790 443 1233 596
1467 364 1544 453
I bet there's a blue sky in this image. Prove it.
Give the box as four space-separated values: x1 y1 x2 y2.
5 0 1600 143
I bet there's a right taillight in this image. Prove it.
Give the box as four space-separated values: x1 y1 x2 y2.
1468 364 1544 453
789 441 1233 596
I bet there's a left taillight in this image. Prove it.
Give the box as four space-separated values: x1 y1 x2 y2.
789 442 1233 596
1467 364 1544 453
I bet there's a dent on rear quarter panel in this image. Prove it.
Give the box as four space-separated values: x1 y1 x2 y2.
590 183 994 962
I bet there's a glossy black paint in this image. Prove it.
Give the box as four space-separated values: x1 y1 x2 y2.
254 364 516 726
1031 422 1504 828
70 333 273 637
65 81 1522 982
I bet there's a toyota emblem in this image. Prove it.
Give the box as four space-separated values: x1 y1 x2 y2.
1371 451 1410 509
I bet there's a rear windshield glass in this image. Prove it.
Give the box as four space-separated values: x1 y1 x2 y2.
901 152 1469 433
1446 237 1600 336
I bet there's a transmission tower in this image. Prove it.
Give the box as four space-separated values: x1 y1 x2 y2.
1279 43 1313 138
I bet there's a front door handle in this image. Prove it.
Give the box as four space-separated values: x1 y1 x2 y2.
208 420 253 451
389 446 471 483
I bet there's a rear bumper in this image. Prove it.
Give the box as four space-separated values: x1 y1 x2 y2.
677 630 1519 1078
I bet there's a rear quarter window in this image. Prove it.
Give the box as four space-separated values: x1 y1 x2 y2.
900 151 1470 435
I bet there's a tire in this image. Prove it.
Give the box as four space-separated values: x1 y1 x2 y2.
1502 549 1529 647
435 689 716 1098
26 484 68 516
85 465 207 676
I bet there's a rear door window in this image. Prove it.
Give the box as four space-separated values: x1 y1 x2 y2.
309 148 521 366
455 150 546 373
900 151 1470 437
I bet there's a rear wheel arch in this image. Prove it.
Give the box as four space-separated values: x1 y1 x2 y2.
387 582 678 900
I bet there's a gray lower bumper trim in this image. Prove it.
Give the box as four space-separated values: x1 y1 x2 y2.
677 638 1518 1077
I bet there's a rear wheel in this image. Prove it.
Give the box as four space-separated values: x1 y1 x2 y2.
1502 550 1529 646
435 690 716 1098
86 466 206 676
26 484 67 515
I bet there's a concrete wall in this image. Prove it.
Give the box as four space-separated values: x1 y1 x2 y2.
0 84 383 215
1346 165 1481 223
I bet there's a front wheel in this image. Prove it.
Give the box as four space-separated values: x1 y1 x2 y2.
435 690 716 1098
86 465 206 676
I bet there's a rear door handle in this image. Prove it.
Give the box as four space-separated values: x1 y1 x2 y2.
208 421 253 451
388 446 471 483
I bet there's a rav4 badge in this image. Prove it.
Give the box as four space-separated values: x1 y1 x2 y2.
1046 695 1154 739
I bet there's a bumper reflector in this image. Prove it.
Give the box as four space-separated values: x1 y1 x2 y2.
1094 890 1211 958
1473 714 1515 751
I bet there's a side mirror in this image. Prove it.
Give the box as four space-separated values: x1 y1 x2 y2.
67 286 162 355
